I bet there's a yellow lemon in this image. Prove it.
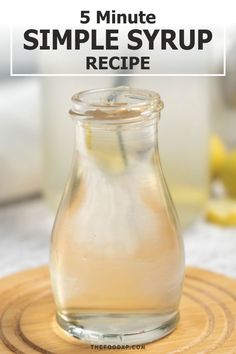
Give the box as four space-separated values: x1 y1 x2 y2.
85 124 126 174
206 198 236 226
89 150 126 174
220 150 236 197
210 134 227 178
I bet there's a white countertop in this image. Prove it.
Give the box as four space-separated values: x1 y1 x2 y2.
0 198 235 279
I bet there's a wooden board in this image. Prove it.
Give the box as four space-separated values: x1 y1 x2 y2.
0 266 236 354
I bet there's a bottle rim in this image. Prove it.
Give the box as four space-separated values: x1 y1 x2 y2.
70 86 164 124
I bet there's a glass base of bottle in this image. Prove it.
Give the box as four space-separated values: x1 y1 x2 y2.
56 310 179 345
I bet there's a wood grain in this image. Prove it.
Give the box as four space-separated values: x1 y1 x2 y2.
0 266 235 353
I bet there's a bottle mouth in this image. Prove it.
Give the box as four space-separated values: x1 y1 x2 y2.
70 86 164 124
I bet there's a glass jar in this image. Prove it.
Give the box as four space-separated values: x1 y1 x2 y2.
50 87 185 345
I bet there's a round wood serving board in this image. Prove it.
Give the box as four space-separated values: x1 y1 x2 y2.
0 267 236 354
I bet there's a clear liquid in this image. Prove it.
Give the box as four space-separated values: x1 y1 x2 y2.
50 124 185 344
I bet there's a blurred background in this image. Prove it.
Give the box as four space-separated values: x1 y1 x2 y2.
1 25 236 278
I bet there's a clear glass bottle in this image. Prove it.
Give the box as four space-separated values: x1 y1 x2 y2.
50 87 185 345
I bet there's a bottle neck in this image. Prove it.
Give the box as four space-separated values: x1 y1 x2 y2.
74 121 159 172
